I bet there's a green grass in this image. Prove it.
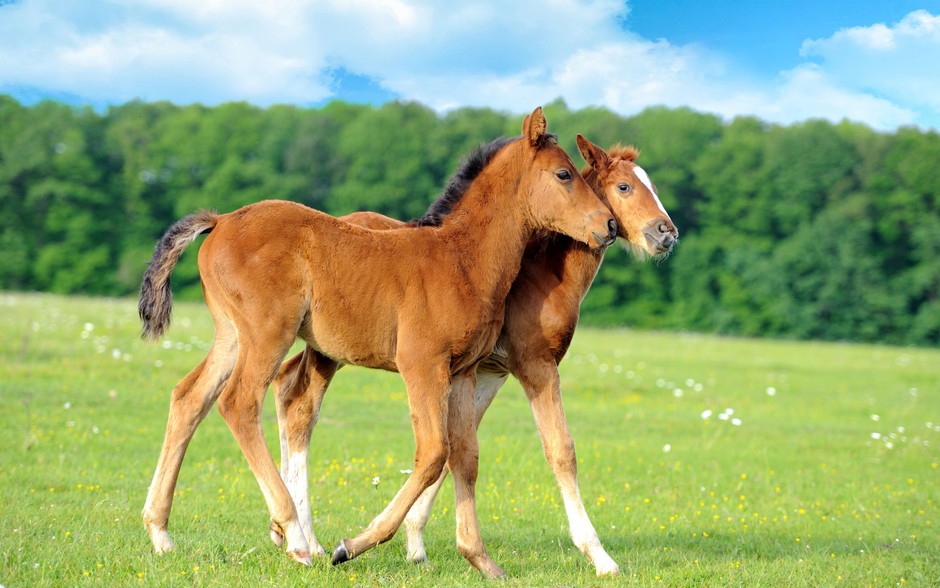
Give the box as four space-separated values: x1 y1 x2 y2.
1 292 938 587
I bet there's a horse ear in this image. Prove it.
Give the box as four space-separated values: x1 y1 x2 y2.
522 106 547 147
577 134 610 171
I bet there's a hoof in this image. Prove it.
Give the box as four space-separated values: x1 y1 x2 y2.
148 527 175 554
287 549 313 567
331 541 350 565
593 553 621 576
408 553 428 564
481 561 506 580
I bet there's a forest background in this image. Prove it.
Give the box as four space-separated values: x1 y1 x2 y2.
1 96 938 345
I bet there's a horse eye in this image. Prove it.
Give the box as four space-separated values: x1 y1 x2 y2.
556 170 572 181
618 183 631 193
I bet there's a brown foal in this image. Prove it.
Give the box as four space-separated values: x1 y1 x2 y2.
271 135 678 576
138 107 616 578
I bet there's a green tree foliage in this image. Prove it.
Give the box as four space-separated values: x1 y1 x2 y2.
1 95 938 345
325 101 442 219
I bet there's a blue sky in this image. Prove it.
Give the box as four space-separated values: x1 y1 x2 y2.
1 0 939 131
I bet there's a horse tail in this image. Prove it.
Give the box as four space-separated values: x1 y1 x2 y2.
139 210 219 341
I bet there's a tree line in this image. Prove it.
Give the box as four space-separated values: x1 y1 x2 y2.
1 95 938 345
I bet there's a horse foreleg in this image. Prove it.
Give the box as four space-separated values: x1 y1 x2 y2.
331 360 450 565
271 347 337 556
517 360 620 576
217 338 312 566
142 331 237 554
402 369 507 563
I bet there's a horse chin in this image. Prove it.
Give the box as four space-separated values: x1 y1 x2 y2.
619 239 653 261
618 237 676 262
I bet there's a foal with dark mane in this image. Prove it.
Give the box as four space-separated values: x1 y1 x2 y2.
272 135 678 576
138 107 615 578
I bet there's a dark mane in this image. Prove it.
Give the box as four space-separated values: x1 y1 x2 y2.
410 136 518 227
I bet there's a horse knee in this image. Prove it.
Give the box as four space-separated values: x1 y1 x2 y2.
414 446 448 486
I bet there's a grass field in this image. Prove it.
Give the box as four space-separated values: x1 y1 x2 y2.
1 292 938 587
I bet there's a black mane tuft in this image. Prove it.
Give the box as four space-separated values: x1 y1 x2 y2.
411 136 517 227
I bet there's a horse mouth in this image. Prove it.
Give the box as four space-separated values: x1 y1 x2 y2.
593 231 617 249
644 232 677 256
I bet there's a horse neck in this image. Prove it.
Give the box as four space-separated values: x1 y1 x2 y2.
441 176 532 303
530 234 604 297
567 241 606 297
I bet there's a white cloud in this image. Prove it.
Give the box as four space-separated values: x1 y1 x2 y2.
0 1 936 130
799 10 940 126
0 0 333 104
755 65 917 129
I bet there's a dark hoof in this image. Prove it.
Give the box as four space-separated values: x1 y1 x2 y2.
331 541 350 566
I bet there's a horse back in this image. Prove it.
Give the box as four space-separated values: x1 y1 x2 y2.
198 200 492 371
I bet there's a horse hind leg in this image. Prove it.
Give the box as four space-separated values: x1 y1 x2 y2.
270 346 338 556
445 372 505 578
270 351 303 548
216 329 312 565
142 325 238 554
403 470 448 563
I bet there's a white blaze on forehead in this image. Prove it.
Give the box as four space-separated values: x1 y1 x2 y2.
632 165 668 216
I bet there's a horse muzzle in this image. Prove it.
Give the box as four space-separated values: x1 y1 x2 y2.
592 217 618 249
643 219 678 255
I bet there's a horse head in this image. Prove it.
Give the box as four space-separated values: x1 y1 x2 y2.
577 134 678 258
517 107 616 250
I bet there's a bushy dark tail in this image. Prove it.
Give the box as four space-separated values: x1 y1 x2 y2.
138 211 218 341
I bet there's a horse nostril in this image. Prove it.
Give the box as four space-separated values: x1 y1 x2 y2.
607 218 618 239
659 223 671 235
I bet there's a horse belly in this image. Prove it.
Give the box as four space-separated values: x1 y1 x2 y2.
299 303 399 372
447 316 504 375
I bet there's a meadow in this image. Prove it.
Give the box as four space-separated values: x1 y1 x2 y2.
1 292 937 587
